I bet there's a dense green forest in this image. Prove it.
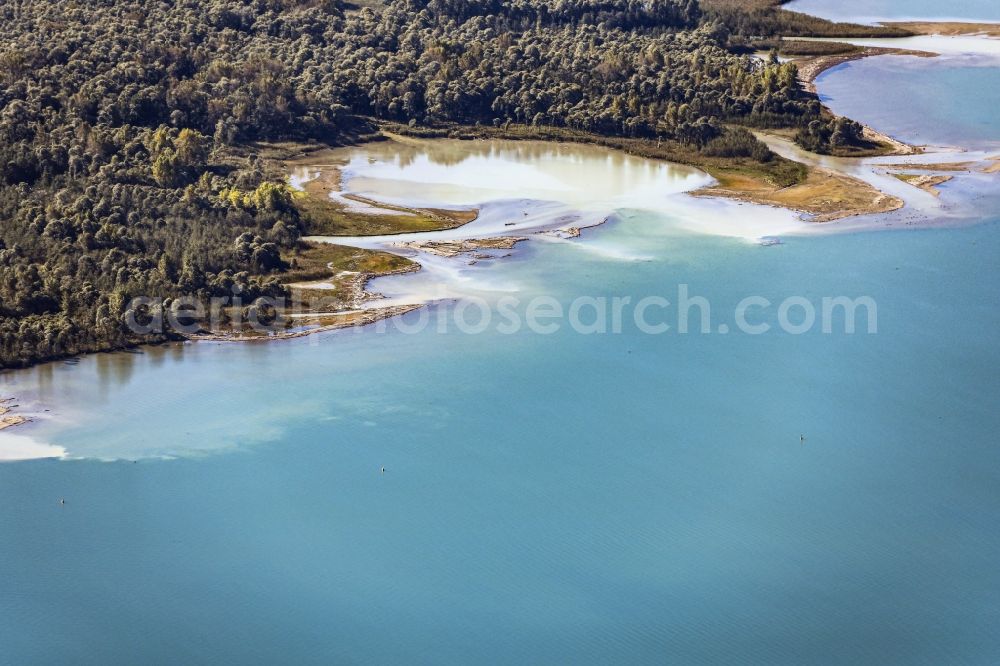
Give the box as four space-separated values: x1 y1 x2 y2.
0 0 869 367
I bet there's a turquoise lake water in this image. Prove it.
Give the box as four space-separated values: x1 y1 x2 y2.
3 11 1000 666
784 0 1000 23
4 218 1000 664
816 54 1000 149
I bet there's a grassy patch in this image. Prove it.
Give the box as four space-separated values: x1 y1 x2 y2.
778 40 863 56
824 141 898 158
701 155 807 189
280 241 417 312
291 164 477 236
282 241 414 284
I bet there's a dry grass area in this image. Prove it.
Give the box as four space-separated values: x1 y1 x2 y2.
882 162 973 172
696 166 904 222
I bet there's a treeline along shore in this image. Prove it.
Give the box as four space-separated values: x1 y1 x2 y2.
0 0 928 368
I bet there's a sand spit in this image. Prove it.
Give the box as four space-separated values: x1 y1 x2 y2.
882 162 974 172
395 237 528 258
795 47 937 95
695 167 904 223
891 173 954 196
792 46 935 157
0 398 29 431
186 304 424 343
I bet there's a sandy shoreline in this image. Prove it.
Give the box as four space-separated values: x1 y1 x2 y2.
793 47 931 95
189 18 1000 348
186 304 425 343
3 18 989 374
792 45 934 157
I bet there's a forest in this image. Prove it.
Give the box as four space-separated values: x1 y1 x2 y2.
0 0 870 367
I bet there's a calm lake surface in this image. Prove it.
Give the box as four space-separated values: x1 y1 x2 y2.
3 10 1000 666
784 0 1000 23
813 36 1000 150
